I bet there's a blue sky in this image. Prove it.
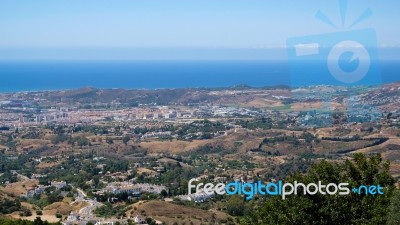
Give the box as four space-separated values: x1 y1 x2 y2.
0 0 399 60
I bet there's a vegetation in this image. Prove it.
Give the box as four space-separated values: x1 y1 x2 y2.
387 189 400 225
50 134 71 144
175 119 229 140
0 217 60 225
0 199 23 214
236 118 273 130
26 187 64 209
122 136 131 145
93 203 125 218
226 196 245 216
241 154 396 225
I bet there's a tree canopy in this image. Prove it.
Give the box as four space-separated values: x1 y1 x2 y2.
0 217 60 225
241 153 397 225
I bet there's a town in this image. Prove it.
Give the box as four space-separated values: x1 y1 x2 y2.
1 83 400 225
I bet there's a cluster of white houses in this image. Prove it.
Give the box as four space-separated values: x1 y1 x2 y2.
94 182 167 196
177 191 214 203
62 214 149 225
23 181 67 198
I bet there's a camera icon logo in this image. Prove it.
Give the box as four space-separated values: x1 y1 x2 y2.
328 40 370 84
286 1 382 128
287 29 381 86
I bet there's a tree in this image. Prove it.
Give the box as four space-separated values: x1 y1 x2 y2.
92 175 100 188
226 195 245 216
242 153 396 225
76 136 90 147
387 190 400 225
160 189 168 198
122 136 131 145
0 199 22 214
33 217 43 225
0 217 60 225
106 137 114 144
145 218 156 225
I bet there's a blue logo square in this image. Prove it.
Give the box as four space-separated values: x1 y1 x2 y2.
287 29 381 87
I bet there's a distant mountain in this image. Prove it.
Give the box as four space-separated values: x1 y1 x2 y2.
1 82 399 110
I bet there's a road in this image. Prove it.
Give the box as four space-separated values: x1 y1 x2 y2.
69 188 103 221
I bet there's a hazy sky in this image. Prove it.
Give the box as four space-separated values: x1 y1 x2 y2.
0 0 399 59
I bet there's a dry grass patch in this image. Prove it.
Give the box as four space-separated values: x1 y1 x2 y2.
126 200 231 225
44 202 73 215
0 179 38 197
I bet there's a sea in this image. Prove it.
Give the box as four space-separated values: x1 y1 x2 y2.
0 60 398 92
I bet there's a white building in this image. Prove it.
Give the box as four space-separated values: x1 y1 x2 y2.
134 215 145 224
